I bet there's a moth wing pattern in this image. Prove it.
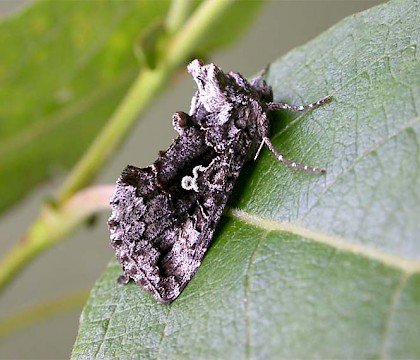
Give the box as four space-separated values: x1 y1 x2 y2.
108 59 330 304
108 60 268 303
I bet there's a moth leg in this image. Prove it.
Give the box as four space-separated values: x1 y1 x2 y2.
256 111 326 174
254 141 265 161
266 95 332 112
261 136 325 174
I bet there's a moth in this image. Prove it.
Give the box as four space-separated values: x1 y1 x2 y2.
108 59 331 304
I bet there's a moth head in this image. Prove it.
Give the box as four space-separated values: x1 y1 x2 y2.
188 59 232 121
188 60 228 95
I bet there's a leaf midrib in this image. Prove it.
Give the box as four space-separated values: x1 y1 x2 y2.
153 206 417 359
228 208 420 275
232 207 417 359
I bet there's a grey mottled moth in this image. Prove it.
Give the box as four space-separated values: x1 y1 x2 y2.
108 60 331 303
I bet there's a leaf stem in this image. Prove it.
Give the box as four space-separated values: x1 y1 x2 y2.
55 69 166 204
0 186 114 293
165 0 194 34
56 0 235 204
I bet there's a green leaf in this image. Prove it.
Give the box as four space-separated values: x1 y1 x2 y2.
0 0 168 213
72 0 420 358
0 0 262 214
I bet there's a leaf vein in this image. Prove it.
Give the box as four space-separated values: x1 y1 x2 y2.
302 115 420 220
229 208 420 275
156 304 173 360
92 290 123 359
270 43 419 145
380 272 410 359
244 229 269 360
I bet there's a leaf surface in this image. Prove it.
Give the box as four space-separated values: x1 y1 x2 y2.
72 1 420 358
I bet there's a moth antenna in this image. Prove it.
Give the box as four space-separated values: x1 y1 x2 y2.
267 95 332 112
262 136 325 174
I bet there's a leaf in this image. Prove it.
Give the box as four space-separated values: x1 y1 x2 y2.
0 0 262 214
72 0 420 358
0 0 167 214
